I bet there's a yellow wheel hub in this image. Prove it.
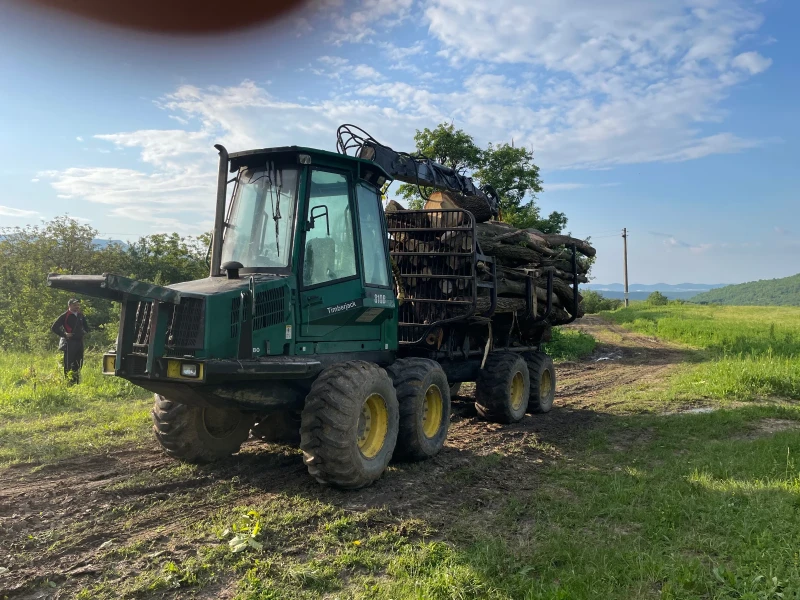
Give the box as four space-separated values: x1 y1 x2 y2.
421 385 444 439
357 393 389 459
540 369 553 398
510 371 525 411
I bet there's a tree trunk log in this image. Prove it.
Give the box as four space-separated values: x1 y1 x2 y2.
426 191 493 223
384 199 405 213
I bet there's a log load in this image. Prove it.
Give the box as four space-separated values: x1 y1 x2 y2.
386 199 595 330
424 191 493 223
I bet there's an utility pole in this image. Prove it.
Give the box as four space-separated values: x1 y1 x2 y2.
622 228 629 307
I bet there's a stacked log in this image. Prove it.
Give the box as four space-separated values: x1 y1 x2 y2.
386 199 594 328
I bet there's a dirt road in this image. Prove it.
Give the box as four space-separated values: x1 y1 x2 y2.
0 317 689 599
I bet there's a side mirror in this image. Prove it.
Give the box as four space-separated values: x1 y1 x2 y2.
309 205 330 235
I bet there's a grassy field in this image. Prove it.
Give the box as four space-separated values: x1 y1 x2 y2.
0 353 151 465
605 304 800 402
2 306 800 599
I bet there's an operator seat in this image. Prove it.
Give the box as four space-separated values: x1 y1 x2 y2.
304 236 336 285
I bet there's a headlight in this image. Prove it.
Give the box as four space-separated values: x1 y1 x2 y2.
180 363 199 378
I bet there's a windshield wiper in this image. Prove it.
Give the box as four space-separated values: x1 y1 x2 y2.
267 162 283 258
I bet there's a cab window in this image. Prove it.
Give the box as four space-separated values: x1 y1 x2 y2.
303 170 358 287
357 184 390 287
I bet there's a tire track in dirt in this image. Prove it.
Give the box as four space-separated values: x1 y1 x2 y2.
0 316 690 598
556 315 689 409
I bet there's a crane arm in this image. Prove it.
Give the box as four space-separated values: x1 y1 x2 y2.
336 124 499 217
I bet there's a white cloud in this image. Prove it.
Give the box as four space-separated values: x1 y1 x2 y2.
422 0 770 169
95 129 209 162
351 64 383 80
732 51 772 74
38 0 773 233
328 0 414 44
30 178 40 183
0 205 40 218
76 136 84 142
381 41 425 61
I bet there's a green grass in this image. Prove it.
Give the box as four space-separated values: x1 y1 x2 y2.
0 352 151 465
6 307 800 599
604 304 800 401
63 405 800 600
544 327 597 361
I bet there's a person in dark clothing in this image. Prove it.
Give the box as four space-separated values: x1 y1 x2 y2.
51 298 90 384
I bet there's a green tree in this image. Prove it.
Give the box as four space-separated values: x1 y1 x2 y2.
580 290 623 314
0 217 127 350
397 123 482 209
646 291 669 306
474 143 565 232
395 123 566 233
125 232 210 285
0 217 211 351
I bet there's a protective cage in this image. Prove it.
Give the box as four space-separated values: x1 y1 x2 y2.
133 297 206 357
387 209 497 345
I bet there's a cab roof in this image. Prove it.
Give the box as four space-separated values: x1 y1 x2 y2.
227 146 391 181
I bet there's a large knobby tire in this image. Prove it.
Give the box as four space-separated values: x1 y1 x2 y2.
525 352 556 413
300 361 399 489
387 358 451 462
151 395 254 463
475 352 530 424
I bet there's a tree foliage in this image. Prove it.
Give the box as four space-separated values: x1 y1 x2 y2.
396 122 567 232
0 217 210 351
646 291 669 306
398 123 482 209
580 290 623 314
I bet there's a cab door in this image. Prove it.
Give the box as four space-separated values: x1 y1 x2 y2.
297 168 381 345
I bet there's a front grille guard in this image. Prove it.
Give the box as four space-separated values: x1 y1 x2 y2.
127 296 205 373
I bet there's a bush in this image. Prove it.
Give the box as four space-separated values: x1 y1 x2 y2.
646 291 669 306
544 328 596 361
581 290 622 314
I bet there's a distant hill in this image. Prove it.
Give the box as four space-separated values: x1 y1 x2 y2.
691 274 800 306
587 290 703 301
584 282 728 301
93 239 127 249
0 236 127 249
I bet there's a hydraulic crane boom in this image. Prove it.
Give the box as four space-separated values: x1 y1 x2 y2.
336 124 500 217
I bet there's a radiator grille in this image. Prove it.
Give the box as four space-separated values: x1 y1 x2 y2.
254 287 286 330
132 297 205 352
166 297 204 350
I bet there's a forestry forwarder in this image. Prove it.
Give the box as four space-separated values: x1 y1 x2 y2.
47 125 580 489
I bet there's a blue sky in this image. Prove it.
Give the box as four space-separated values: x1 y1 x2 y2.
1 0 797 284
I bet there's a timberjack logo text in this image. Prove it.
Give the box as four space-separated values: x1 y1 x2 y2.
327 301 357 314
